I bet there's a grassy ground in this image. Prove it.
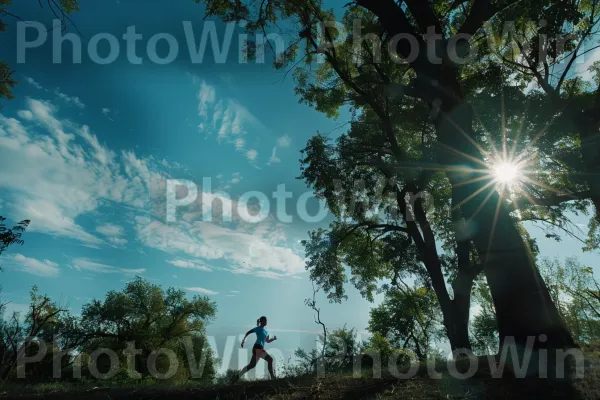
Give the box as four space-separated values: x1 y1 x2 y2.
1 364 598 400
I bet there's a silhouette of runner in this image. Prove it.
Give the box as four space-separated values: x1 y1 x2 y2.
232 316 277 382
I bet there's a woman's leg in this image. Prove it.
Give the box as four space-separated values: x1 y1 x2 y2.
234 348 260 382
264 352 275 379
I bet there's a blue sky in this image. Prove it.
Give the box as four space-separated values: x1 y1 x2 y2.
1 0 599 378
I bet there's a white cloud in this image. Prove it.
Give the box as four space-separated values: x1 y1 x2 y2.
230 290 240 293
192 80 270 164
96 223 127 246
231 177 241 184
185 287 219 295
267 147 280 165
55 88 85 109
17 110 33 120
134 217 305 279
109 237 128 246
277 135 291 148
25 77 42 90
246 149 258 161
197 81 216 117
234 138 245 150
0 97 170 247
168 259 212 272
0 95 305 281
101 108 116 121
71 258 145 275
96 223 125 237
5 254 60 277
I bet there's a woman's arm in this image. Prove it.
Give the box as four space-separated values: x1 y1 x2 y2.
266 335 278 343
241 329 254 348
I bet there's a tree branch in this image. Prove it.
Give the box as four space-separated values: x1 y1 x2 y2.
404 0 443 35
458 0 521 36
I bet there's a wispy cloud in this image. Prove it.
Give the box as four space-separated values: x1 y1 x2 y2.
197 82 216 117
189 77 270 165
0 97 171 247
96 223 125 237
135 217 305 279
267 147 280 165
55 88 85 109
168 259 212 272
70 258 144 275
277 135 291 148
96 223 128 247
5 254 60 277
24 77 43 90
246 149 258 162
101 108 117 121
0 94 304 281
185 287 219 295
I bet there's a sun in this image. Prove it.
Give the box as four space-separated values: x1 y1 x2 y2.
493 162 521 184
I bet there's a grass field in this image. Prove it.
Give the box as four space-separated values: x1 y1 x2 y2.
1 362 598 400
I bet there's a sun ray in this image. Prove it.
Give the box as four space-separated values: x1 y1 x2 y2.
509 97 531 161
519 175 573 197
442 113 494 160
451 180 497 211
470 183 499 220
513 189 540 208
485 189 506 266
452 173 495 188
501 88 507 161
436 142 490 169
468 100 502 159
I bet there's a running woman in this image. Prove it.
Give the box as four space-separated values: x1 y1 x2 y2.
233 316 277 382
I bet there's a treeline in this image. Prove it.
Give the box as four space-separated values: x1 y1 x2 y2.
279 257 600 378
0 276 218 385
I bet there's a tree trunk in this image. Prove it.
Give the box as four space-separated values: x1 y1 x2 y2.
435 101 575 355
450 240 481 354
396 187 473 352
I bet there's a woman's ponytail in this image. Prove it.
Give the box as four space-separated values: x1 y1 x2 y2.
257 318 260 326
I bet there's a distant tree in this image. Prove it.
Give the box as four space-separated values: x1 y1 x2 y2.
78 276 217 382
291 325 361 375
470 257 600 355
470 281 500 356
0 277 219 384
361 331 416 368
0 285 72 382
368 286 444 361
540 257 600 345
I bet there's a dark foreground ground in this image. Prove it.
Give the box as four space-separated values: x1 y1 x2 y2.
1 370 598 400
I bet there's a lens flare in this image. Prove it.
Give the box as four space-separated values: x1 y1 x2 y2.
493 162 520 184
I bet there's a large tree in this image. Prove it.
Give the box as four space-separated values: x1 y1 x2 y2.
299 119 483 353
195 0 580 357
